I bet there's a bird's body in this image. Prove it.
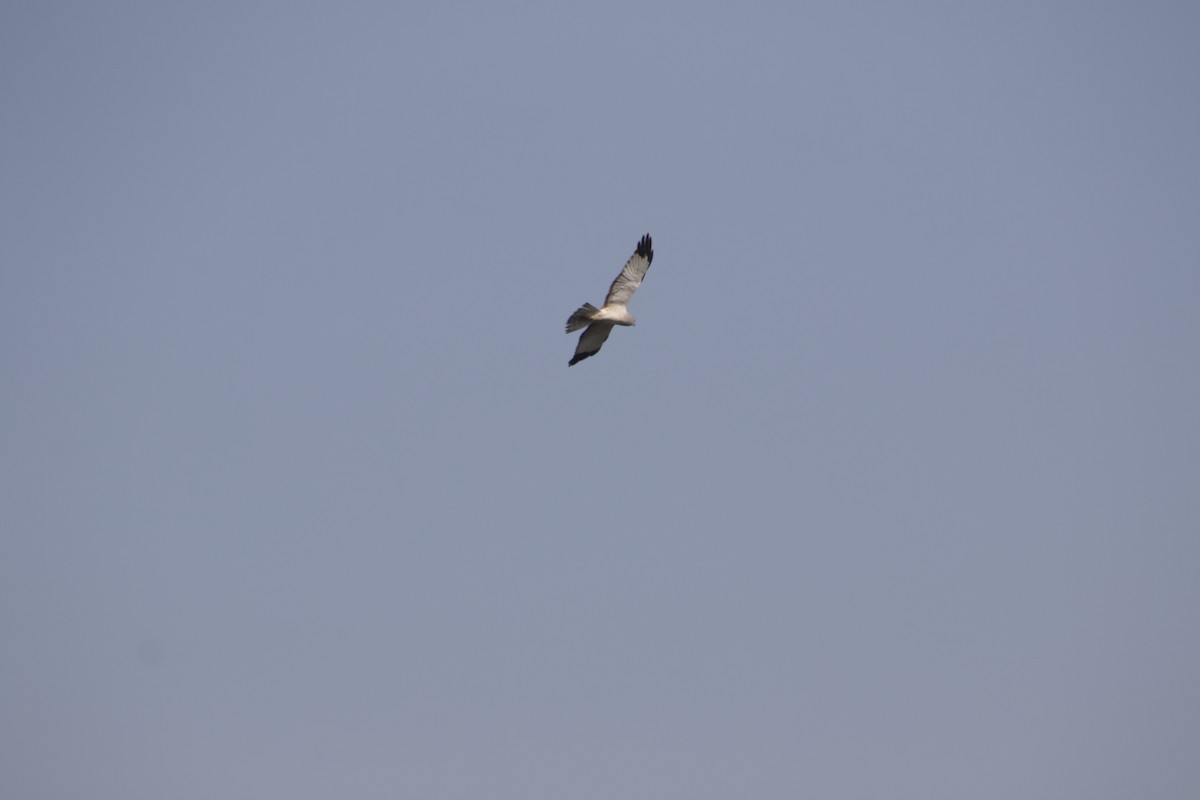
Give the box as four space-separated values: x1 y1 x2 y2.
565 234 653 365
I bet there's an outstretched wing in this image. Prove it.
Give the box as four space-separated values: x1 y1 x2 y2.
569 322 614 366
604 234 653 307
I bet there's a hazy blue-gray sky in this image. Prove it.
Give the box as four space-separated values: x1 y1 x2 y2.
3 2 1198 798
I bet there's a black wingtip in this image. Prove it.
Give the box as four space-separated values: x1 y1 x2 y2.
568 351 597 366
636 233 653 264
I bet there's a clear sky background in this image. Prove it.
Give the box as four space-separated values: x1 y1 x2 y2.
2 2 1198 798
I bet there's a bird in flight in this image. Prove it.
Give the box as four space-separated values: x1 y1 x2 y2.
565 233 654 366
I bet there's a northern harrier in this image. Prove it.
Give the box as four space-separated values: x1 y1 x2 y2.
565 233 654 366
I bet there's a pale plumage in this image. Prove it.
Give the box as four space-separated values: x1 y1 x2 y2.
565 234 654 366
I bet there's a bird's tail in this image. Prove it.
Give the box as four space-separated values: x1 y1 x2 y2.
565 303 598 333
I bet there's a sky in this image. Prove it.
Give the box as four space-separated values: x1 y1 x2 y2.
2 2 1198 798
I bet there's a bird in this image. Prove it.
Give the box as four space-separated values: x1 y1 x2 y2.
565 233 654 366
